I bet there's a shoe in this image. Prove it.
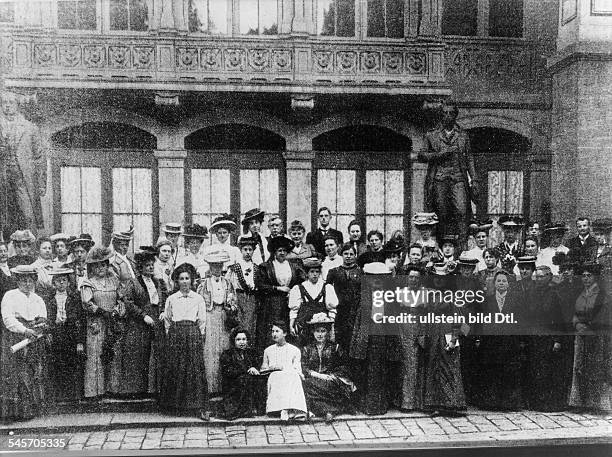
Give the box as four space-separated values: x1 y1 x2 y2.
325 413 333 423
200 410 211 422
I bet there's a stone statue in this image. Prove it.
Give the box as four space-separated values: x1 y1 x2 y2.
411 101 480 245
0 90 47 238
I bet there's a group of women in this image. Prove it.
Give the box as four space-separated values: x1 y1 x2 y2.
0 209 610 424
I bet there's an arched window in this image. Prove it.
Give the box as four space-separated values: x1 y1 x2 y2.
314 125 411 241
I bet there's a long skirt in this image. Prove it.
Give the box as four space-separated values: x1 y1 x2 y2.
569 334 612 411
398 335 426 411
423 337 466 412
220 374 267 420
147 319 165 395
159 321 208 412
107 317 152 395
236 291 258 338
525 336 568 411
303 375 354 416
204 306 231 394
266 371 307 414
0 327 47 421
48 324 84 402
84 314 109 398
256 293 289 350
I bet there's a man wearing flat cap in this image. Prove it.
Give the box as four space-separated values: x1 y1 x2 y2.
411 101 479 247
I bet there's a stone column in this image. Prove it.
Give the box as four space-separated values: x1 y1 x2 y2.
291 0 311 35
419 0 442 36
284 126 314 233
155 150 187 230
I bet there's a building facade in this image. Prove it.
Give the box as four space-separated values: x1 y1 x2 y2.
0 0 610 248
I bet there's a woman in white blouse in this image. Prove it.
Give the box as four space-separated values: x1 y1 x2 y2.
261 320 309 421
0 265 49 422
160 263 210 421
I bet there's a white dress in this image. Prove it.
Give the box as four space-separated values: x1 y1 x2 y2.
262 343 308 414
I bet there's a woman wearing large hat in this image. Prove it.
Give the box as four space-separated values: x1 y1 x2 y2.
254 235 304 350
175 224 209 279
7 229 36 268
241 208 268 265
301 313 355 422
412 212 440 263
0 265 50 421
203 214 241 272
80 245 122 400
568 262 612 411
65 234 95 290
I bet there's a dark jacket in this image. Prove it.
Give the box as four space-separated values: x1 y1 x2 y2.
306 228 344 257
567 234 598 264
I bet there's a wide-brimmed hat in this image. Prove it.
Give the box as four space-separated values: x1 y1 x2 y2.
469 219 493 233
172 262 198 281
163 223 182 235
10 264 39 276
457 255 479 266
592 218 612 232
576 262 602 276
363 262 391 275
203 250 231 265
267 236 295 254
440 234 459 246
499 215 525 227
516 255 537 267
542 222 568 233
50 233 71 243
47 266 74 276
303 257 322 270
70 233 95 250
237 234 259 248
112 227 134 242
10 230 35 243
412 212 439 227
85 245 114 264
183 224 209 239
242 208 265 225
383 240 404 254
307 312 334 326
210 214 237 233
134 246 158 265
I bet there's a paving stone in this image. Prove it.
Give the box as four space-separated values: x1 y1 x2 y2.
122 435 144 444
160 440 183 448
68 433 90 444
184 439 208 448
120 442 143 450
66 444 84 451
125 428 148 436
102 441 122 450
84 444 103 450
140 440 161 449
301 433 320 443
162 433 185 441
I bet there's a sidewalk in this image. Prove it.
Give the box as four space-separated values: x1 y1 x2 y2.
1 408 611 451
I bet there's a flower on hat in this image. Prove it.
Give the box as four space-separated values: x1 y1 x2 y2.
307 312 334 325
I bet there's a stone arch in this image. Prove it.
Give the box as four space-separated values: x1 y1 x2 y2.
41 106 162 141
178 109 291 145
458 113 535 142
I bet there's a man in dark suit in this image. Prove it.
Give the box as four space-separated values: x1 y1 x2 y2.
306 207 344 257
567 217 598 264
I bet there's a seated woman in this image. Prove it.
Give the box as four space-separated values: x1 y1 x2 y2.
301 313 355 422
219 328 266 420
261 320 309 421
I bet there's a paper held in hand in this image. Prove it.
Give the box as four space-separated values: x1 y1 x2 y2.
11 335 42 354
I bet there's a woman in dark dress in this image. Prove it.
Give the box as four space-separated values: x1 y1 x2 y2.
326 243 362 352
346 220 368 258
568 262 612 411
474 270 527 410
254 236 304 350
357 231 385 267
422 266 467 416
301 314 355 422
45 266 86 403
349 262 401 415
219 328 266 420
160 263 209 420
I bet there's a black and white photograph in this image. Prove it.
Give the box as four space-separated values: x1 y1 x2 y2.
0 1 610 456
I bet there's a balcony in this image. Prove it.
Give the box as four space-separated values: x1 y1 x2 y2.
2 29 449 96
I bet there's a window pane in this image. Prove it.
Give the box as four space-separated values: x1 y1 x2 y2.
82 214 103 244
209 0 228 34
129 0 148 31
387 0 404 38
317 0 336 36
132 169 152 213
240 0 259 34
192 169 212 214
240 169 260 210
210 169 231 213
110 0 129 30
384 170 403 214
366 215 385 238
78 0 97 29
61 166 102 243
259 169 279 214
112 168 133 213
367 0 385 37
365 170 385 214
506 171 523 214
442 0 477 36
58 1 77 29
336 170 356 214
0 2 14 22
317 169 338 212
61 167 82 213
336 215 353 241
487 171 505 215
337 0 355 36
62 214 82 239
81 167 102 212
260 0 278 35
489 0 523 38
385 215 403 241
